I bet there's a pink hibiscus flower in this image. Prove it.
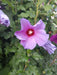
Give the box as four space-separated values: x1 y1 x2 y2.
14 18 49 50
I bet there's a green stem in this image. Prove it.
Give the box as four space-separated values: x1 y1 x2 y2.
34 0 39 24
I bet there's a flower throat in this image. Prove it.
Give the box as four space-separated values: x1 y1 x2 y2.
26 29 34 36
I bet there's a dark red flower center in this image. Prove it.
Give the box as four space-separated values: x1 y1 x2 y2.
26 29 34 36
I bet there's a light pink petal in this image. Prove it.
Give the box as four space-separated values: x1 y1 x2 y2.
35 33 49 46
20 37 36 50
14 30 28 40
20 40 26 47
36 30 46 34
20 18 32 30
34 19 45 30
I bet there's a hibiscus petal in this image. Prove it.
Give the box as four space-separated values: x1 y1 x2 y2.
34 19 45 30
35 33 49 46
20 40 26 47
20 37 36 50
36 30 46 34
14 30 28 40
20 18 31 30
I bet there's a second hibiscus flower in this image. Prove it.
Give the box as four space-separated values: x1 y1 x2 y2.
0 10 10 27
14 18 49 50
50 34 57 44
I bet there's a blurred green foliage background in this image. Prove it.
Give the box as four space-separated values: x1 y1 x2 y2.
0 0 57 75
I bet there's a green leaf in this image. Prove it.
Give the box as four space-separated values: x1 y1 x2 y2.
19 13 29 18
26 65 40 75
0 67 9 75
32 52 43 60
17 5 26 11
44 5 52 11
